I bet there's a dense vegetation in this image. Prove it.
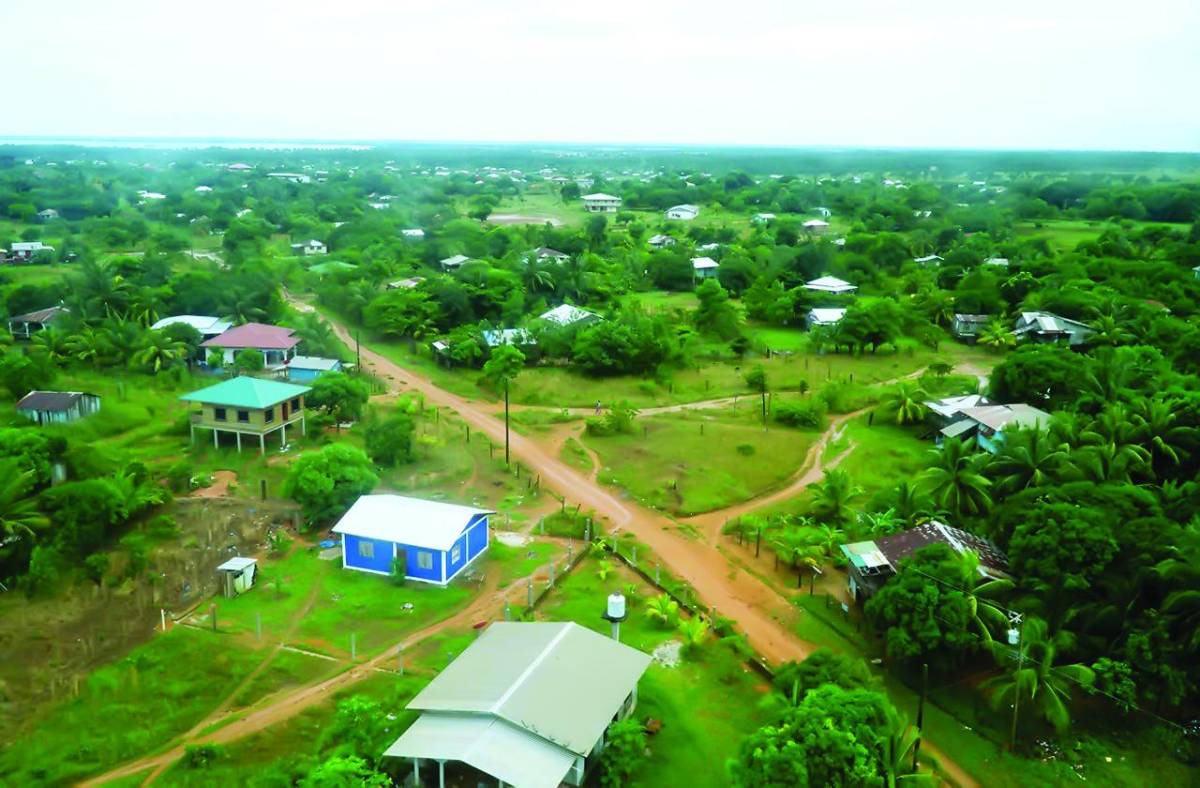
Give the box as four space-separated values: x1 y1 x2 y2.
2 144 1200 784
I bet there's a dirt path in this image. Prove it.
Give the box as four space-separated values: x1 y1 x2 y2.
85 572 511 787
189 470 237 498
258 298 979 782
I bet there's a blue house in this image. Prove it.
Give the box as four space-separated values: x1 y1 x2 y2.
286 356 343 383
332 494 493 585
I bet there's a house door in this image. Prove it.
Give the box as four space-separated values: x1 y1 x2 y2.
392 548 406 579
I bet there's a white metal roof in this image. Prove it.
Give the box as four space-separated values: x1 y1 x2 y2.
407 622 651 756
925 394 990 419
331 494 493 551
288 355 341 371
804 275 856 292
691 256 719 269
216 556 257 572
386 713 575 788
581 193 619 201
808 308 847 325
441 254 470 266
539 304 599 326
803 218 830 227
151 315 233 335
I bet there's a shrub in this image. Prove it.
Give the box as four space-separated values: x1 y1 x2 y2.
773 398 828 429
736 444 755 456
182 743 227 769
364 412 415 466
164 460 194 493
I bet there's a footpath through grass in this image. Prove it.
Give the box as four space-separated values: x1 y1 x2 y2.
584 405 818 515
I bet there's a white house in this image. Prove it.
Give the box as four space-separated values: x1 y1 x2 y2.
387 276 425 290
666 204 700 220
9 241 55 262
534 247 570 264
984 257 1010 269
440 254 471 270
581 193 621 213
401 228 425 240
291 239 327 256
539 304 600 327
806 308 847 329
37 208 59 220
385 621 651 788
194 185 213 193
647 234 675 249
692 257 719 280
332 494 493 584
752 212 776 224
803 275 857 294
914 254 943 267
803 219 830 234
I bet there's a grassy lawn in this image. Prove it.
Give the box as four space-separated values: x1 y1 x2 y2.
1014 218 1190 253
583 406 818 515
825 415 932 504
535 555 771 788
0 627 264 785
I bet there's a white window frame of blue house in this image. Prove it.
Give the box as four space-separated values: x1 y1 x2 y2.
451 543 462 564
358 540 374 559
416 551 434 570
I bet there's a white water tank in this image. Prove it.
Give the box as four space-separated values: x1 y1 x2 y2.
607 593 626 620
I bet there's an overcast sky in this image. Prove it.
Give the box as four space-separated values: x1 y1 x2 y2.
3 0 1198 151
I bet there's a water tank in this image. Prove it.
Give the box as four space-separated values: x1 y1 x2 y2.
607 593 626 620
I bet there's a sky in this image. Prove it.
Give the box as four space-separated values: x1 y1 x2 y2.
2 0 1199 152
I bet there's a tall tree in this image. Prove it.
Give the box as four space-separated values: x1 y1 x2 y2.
919 438 992 519
483 344 525 467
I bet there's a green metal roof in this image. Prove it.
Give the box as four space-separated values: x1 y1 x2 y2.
180 376 311 409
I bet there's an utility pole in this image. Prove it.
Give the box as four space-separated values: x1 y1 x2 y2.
1007 611 1024 750
504 378 511 468
355 330 361 370
913 662 927 772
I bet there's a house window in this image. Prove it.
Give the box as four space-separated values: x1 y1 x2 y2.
237 410 250 423
214 407 227 421
451 544 462 563
264 407 274 423
358 540 374 559
281 402 289 419
416 551 434 570
291 397 301 411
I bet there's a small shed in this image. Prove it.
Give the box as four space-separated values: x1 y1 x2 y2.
216 556 258 597
17 390 101 425
286 356 343 382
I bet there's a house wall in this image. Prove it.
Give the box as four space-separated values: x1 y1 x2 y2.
195 397 304 433
343 533 396 575
288 365 340 383
400 543 445 583
214 346 297 366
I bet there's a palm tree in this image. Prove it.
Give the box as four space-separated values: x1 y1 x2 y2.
981 617 1094 743
814 523 846 561
290 313 337 356
809 469 862 527
31 327 71 366
1073 441 1150 484
861 507 905 537
644 594 680 628
129 286 168 327
919 438 992 519
886 481 938 528
133 331 186 373
1130 397 1194 470
1157 524 1200 652
519 256 555 295
958 551 1015 643
882 381 930 426
0 468 49 547
882 715 936 787
771 526 824 588
1088 313 1135 346
677 617 709 656
103 319 147 359
67 327 111 368
978 318 1015 351
987 427 1072 495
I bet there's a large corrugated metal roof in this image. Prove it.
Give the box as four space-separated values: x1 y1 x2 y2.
385 713 576 788
200 322 299 350
16 390 91 412
408 622 651 756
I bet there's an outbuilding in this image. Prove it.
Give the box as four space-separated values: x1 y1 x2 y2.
666 204 699 220
332 494 493 585
216 556 258 597
803 275 856 294
286 355 343 382
8 305 69 339
691 256 719 280
17 390 101 425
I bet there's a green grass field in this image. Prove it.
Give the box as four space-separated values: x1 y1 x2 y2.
583 406 818 515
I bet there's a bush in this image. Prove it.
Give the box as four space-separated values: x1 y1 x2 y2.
599 716 647 788
773 398 828 429
364 412 415 466
585 401 639 436
736 444 755 456
164 460 194 493
182 743 227 769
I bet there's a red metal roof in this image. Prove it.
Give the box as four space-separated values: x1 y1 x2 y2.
201 323 299 350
